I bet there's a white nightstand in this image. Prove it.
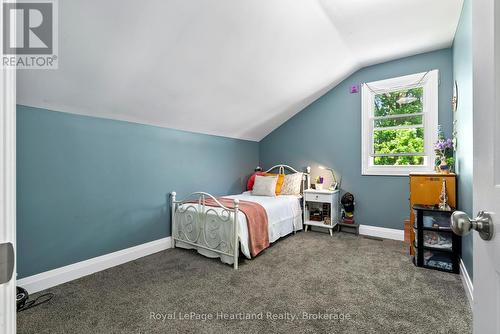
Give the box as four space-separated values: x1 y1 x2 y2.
303 189 340 236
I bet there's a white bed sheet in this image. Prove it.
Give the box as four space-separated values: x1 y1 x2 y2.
175 191 303 263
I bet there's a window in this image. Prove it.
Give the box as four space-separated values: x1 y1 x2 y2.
361 70 439 175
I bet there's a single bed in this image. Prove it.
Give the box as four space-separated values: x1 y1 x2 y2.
171 165 310 269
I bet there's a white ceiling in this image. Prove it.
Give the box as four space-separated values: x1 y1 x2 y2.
17 0 463 141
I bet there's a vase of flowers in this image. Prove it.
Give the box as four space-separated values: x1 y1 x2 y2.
434 130 455 173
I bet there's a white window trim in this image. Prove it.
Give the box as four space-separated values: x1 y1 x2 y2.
361 70 439 176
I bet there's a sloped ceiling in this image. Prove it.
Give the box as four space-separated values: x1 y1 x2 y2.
17 0 463 141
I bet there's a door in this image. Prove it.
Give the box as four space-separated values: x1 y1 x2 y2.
0 0 17 331
472 0 500 333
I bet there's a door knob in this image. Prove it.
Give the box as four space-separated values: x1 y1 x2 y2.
451 211 494 241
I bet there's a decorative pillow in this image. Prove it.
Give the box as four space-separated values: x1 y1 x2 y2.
280 173 303 195
252 175 278 196
246 172 265 191
264 173 285 194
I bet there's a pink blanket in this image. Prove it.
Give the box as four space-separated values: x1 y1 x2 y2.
203 198 269 257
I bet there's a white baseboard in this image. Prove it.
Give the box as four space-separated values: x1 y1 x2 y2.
459 258 473 308
17 237 172 294
359 225 404 241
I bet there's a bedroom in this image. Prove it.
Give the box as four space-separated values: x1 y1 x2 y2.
1 0 499 333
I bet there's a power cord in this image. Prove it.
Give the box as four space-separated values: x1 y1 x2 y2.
17 287 54 312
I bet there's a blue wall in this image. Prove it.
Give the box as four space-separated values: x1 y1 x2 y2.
453 0 473 280
17 105 259 278
260 49 453 230
17 49 458 278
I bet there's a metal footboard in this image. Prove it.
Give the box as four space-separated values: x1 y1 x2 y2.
171 192 240 269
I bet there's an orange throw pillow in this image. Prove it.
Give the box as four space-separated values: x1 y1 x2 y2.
264 173 285 195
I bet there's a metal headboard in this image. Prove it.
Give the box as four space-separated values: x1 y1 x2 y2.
262 164 311 192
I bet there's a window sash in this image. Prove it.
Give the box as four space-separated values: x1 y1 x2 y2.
371 112 425 157
361 70 439 175
370 158 427 168
372 124 423 132
371 112 424 121
371 153 426 157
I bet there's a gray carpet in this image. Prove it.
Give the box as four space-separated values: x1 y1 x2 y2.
17 232 471 334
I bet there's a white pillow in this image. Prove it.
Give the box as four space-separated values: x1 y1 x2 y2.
252 175 278 196
280 173 303 195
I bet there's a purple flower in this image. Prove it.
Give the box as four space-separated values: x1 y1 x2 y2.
434 137 454 154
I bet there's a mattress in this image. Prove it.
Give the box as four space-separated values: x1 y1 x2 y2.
175 191 303 264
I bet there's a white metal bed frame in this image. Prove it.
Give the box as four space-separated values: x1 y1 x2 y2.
170 164 310 269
